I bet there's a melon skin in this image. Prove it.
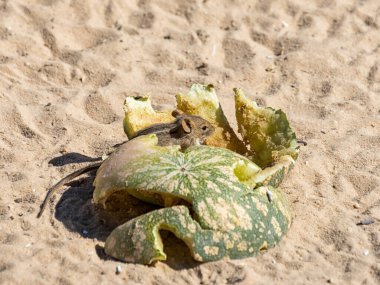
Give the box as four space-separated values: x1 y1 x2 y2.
94 135 291 264
104 186 291 264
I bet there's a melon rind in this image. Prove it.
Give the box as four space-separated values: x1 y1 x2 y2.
234 88 299 168
94 136 291 264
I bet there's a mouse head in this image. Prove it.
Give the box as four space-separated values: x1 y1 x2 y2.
172 110 214 142
195 117 215 143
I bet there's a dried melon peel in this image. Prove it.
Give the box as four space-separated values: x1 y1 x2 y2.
123 96 173 138
94 135 291 264
234 88 299 168
176 84 250 155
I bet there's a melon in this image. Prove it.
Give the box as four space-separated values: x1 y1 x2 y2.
94 135 291 264
93 84 298 264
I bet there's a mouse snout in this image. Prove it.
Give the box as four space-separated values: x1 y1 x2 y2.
208 125 215 136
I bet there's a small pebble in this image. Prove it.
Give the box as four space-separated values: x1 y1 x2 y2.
265 66 274 72
82 230 88 234
25 243 32 248
363 250 369 256
266 190 273 203
356 219 374 226
14 198 22 203
116 265 122 275
353 203 360 209
211 44 217 56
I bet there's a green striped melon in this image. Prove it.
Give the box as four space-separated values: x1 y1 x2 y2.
94 135 292 264
93 84 299 264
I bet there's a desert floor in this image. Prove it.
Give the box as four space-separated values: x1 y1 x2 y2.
0 0 379 284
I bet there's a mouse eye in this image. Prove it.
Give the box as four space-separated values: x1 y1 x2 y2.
202 125 208 131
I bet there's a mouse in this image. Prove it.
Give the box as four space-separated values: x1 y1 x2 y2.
131 110 214 149
37 111 214 218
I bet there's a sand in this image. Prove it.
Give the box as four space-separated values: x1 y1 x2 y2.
0 0 379 284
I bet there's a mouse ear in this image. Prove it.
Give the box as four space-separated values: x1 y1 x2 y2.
181 118 193 133
171 109 182 118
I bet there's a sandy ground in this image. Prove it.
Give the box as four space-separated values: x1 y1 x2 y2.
0 0 379 284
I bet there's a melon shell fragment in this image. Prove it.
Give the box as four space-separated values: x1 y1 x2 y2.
234 88 298 168
94 135 292 264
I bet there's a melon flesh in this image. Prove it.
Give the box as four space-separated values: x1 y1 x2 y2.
123 96 173 138
234 88 298 168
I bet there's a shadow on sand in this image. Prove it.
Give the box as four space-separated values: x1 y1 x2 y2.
52 158 200 269
48 152 100 166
